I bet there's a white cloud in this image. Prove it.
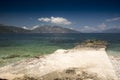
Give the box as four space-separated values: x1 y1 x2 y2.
80 23 107 33
31 25 39 30
98 23 107 30
22 25 41 30
112 26 120 29
51 17 71 25
80 26 97 33
38 18 51 22
38 17 71 25
22 26 29 30
106 17 120 22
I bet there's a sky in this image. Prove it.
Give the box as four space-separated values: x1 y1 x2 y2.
0 0 120 32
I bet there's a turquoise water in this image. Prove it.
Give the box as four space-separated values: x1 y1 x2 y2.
0 33 120 66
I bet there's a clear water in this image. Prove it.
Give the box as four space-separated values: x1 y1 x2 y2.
0 33 120 66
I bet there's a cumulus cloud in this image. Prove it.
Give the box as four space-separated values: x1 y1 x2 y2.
106 17 120 22
51 17 71 25
38 17 71 25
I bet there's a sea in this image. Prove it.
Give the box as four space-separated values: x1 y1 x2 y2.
0 33 120 66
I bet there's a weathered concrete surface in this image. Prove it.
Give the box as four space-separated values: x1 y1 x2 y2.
110 56 120 80
0 48 118 80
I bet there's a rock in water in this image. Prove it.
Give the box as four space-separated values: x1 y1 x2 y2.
0 48 118 80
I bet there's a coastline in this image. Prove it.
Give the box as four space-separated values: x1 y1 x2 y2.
0 47 118 80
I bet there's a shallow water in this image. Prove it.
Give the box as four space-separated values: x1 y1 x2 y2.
0 33 120 55
0 33 120 66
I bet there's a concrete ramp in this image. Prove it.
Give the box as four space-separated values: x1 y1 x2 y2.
0 48 118 80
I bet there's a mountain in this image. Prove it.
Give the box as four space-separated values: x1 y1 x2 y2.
101 28 120 33
0 24 30 33
31 25 80 33
0 24 80 33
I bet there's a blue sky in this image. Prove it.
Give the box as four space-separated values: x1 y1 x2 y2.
0 0 120 32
